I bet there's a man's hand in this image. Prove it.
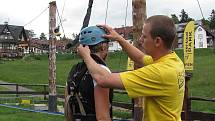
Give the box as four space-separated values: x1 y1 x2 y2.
97 24 124 43
77 44 91 59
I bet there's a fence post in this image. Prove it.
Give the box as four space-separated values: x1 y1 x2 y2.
184 73 192 121
44 85 47 100
16 84 19 97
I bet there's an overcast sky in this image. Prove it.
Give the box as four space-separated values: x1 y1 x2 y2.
0 0 214 38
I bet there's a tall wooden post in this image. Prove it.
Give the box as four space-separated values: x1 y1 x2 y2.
48 1 57 112
132 0 147 120
183 73 192 121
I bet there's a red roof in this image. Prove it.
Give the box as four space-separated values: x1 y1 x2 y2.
114 26 133 40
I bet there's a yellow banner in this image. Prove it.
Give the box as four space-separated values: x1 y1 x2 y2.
183 21 195 71
127 57 134 70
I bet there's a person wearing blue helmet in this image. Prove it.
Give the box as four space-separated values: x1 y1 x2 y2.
79 26 110 46
65 26 112 121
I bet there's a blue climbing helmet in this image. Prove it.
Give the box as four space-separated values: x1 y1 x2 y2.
79 26 109 45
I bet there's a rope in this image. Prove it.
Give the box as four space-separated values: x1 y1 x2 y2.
61 0 67 21
119 0 130 70
57 7 66 38
124 0 129 27
66 0 94 49
81 0 94 30
105 0 110 25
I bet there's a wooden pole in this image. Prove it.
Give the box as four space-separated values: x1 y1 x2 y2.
48 1 57 112
183 73 192 121
132 0 146 120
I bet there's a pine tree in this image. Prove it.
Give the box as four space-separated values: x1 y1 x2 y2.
40 33 47 40
201 18 210 28
179 9 194 23
171 14 179 24
209 9 215 29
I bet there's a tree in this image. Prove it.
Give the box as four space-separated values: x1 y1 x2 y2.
201 18 210 28
40 33 47 40
171 14 179 24
71 33 78 40
209 9 215 29
179 9 194 23
27 30 36 39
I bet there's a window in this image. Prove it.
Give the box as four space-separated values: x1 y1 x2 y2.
199 42 203 48
198 28 202 32
198 34 203 39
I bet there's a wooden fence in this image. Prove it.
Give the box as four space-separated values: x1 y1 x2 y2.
0 83 132 110
0 83 215 121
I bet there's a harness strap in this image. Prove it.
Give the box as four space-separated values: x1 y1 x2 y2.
75 93 86 116
65 95 73 121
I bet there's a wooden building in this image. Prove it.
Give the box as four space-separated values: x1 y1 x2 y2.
0 22 29 58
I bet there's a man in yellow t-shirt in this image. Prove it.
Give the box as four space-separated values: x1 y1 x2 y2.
121 52 185 121
77 15 185 121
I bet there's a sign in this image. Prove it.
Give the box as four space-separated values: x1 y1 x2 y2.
21 99 31 105
183 21 195 71
127 57 134 70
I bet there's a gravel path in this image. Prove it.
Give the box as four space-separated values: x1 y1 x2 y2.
0 80 34 91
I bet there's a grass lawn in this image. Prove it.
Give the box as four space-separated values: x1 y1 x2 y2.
0 86 9 91
0 106 65 121
175 48 215 113
0 52 127 86
0 49 215 115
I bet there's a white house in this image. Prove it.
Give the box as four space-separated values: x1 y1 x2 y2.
176 22 215 49
195 26 207 48
108 41 122 52
109 26 133 52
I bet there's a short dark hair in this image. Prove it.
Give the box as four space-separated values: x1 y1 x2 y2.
145 15 176 49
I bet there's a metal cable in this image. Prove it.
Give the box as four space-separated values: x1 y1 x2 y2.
196 0 205 19
24 7 49 27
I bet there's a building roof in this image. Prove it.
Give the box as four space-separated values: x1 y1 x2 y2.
30 39 69 49
114 26 133 40
0 24 28 40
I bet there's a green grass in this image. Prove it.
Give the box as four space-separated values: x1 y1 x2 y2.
0 105 132 121
0 86 9 91
0 54 81 86
175 48 215 113
0 52 127 86
113 93 131 103
0 49 215 115
0 106 65 121
113 109 132 119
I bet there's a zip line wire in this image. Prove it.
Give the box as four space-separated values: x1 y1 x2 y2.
196 0 205 19
104 0 130 70
9 6 49 33
60 0 66 21
23 6 49 27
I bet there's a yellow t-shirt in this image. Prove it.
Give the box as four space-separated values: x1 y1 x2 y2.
120 52 185 121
